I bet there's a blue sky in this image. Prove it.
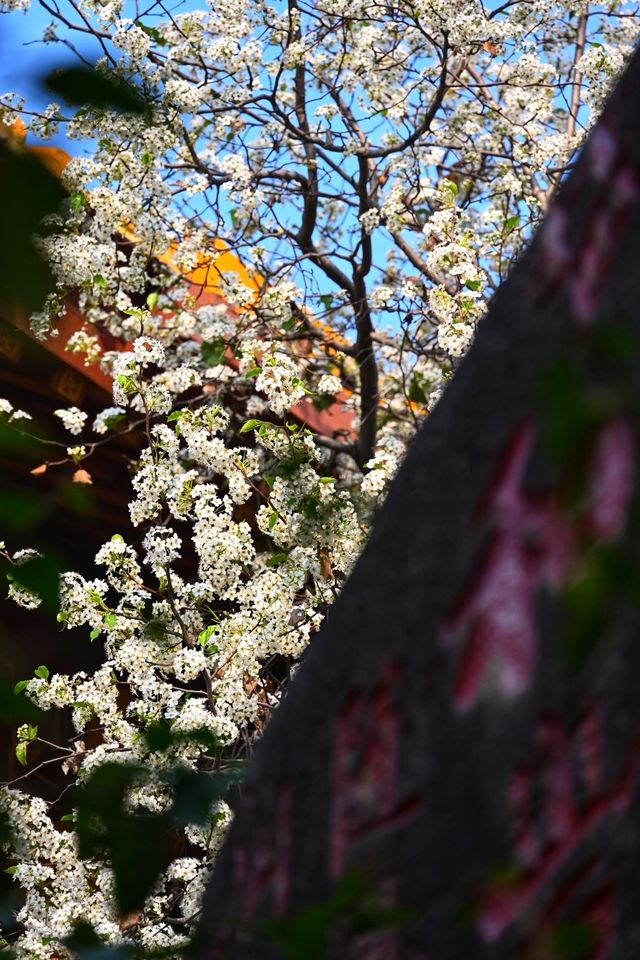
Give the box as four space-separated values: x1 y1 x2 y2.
1 0 595 311
1 0 212 149
1 5 91 146
1 6 53 91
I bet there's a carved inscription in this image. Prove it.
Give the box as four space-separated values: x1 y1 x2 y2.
329 663 422 877
479 709 640 957
533 123 638 326
443 420 634 711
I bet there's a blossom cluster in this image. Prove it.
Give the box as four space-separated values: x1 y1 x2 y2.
1 324 374 957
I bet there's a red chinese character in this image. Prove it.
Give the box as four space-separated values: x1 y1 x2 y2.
479 708 640 958
443 419 634 712
531 122 638 327
226 783 293 922
329 662 421 878
442 422 572 710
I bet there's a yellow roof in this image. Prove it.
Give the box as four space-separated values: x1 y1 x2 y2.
4 119 260 298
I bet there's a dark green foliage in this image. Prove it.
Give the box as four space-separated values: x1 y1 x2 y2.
75 763 174 917
200 339 226 367
74 756 243 915
261 872 412 960
550 919 598 959
44 67 147 115
0 678 41 725
0 140 65 312
5 551 63 610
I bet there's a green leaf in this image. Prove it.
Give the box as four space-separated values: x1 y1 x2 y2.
104 613 117 630
103 413 126 430
560 543 631 670
266 553 288 568
144 619 167 642
464 278 482 291
505 214 520 233
541 357 604 469
244 366 262 379
408 376 427 405
4 866 17 875
134 20 168 45
15 742 27 767
201 338 226 367
301 494 318 519
146 290 158 309
70 192 85 212
34 665 49 680
14 680 28 695
90 628 100 641
115 374 136 393
64 920 128 960
268 510 278 531
198 625 217 647
144 721 221 754
239 419 261 434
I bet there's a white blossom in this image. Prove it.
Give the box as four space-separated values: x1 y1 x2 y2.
54 406 87 435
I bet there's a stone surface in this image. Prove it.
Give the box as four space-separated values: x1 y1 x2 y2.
196 50 640 960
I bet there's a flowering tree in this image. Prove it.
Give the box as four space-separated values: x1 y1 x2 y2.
0 0 637 956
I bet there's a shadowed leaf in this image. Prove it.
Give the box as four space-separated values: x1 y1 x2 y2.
44 66 147 115
0 140 65 312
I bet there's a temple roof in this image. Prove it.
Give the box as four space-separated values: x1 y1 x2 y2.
1 119 354 440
